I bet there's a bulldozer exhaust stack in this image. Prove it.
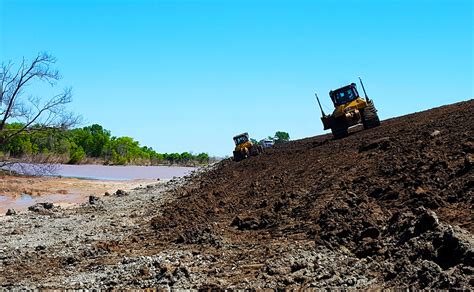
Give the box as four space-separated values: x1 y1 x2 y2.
315 93 326 117
359 77 370 102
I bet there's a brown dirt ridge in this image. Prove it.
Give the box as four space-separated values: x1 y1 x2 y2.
1 99 473 289
150 99 473 288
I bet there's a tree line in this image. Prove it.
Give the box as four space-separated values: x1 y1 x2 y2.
0 123 210 166
0 53 210 166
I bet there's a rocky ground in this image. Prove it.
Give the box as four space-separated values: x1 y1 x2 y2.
0 100 473 289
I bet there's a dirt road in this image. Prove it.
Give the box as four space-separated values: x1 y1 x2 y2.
1 100 473 289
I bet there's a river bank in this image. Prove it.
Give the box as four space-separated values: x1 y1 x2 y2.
0 175 158 214
0 164 197 214
0 167 206 288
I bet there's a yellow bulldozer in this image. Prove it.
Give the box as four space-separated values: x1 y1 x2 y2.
315 78 380 139
232 132 263 161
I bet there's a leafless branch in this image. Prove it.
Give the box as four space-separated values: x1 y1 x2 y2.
0 53 67 131
0 52 80 165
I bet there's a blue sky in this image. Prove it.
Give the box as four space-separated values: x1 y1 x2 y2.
1 0 472 156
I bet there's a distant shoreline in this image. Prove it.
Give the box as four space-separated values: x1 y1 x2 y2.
0 157 213 168
1 163 198 181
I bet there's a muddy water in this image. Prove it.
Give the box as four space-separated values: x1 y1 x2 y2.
0 193 82 212
53 164 196 180
1 164 197 214
5 163 197 180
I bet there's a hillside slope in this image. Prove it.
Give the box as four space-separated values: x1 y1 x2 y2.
149 99 473 288
1 99 472 289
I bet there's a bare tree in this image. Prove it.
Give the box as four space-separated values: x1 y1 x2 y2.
0 52 79 171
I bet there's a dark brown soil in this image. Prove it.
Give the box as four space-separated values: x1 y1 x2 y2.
148 99 474 288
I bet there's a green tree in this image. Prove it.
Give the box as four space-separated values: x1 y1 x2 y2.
0 123 30 156
70 124 111 157
103 136 144 165
274 131 290 144
180 152 192 164
195 152 210 164
68 143 85 164
5 134 34 156
164 153 180 164
30 128 68 155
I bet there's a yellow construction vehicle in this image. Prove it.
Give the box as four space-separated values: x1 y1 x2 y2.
315 77 380 139
232 132 263 161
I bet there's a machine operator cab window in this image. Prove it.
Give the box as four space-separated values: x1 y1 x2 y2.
233 133 249 146
330 83 360 106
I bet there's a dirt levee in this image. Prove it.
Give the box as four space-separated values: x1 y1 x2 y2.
1 100 473 289
150 100 473 288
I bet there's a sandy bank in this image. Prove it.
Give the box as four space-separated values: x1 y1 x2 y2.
0 174 160 214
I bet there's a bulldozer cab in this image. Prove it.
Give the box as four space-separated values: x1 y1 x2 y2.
233 133 250 146
329 83 361 106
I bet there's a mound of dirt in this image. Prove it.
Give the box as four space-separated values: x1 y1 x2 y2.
1 100 472 289
149 100 473 288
